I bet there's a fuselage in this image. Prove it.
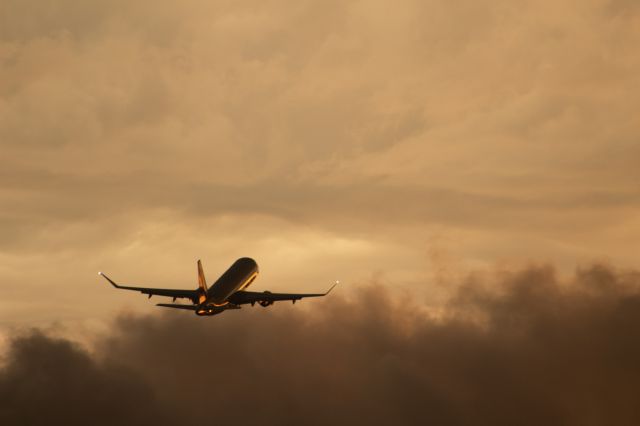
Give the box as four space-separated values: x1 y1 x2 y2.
204 257 259 307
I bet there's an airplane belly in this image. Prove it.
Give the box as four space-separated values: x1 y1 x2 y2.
207 257 258 305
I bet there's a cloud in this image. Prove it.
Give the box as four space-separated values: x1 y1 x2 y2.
1 0 639 332
0 331 173 425
1 5 638 422
2 263 640 425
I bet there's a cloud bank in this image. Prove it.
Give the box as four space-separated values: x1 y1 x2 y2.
2 263 640 425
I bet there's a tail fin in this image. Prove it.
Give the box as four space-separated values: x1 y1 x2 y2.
197 259 208 303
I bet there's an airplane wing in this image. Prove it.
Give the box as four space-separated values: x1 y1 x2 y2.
228 282 337 306
99 272 198 303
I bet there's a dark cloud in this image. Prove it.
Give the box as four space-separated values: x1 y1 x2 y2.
2 263 640 425
0 331 174 425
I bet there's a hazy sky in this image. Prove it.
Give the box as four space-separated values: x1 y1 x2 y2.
1 0 640 424
1 0 638 327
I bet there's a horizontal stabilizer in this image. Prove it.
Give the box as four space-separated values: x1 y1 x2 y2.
156 303 198 311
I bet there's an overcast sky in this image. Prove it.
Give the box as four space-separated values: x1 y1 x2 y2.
1 0 638 327
1 2 640 422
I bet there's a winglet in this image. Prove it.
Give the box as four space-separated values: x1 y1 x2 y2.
98 271 121 288
325 280 339 295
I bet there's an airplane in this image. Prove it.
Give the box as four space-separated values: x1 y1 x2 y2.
98 257 337 316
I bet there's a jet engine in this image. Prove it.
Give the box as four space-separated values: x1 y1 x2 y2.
259 291 274 307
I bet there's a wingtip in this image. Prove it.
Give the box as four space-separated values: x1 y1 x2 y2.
325 281 339 295
98 272 119 288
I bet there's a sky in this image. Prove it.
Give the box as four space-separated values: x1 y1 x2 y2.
1 0 639 424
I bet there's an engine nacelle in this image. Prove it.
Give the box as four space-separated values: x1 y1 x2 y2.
258 291 274 307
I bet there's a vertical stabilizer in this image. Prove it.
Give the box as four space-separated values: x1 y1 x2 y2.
197 260 208 303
